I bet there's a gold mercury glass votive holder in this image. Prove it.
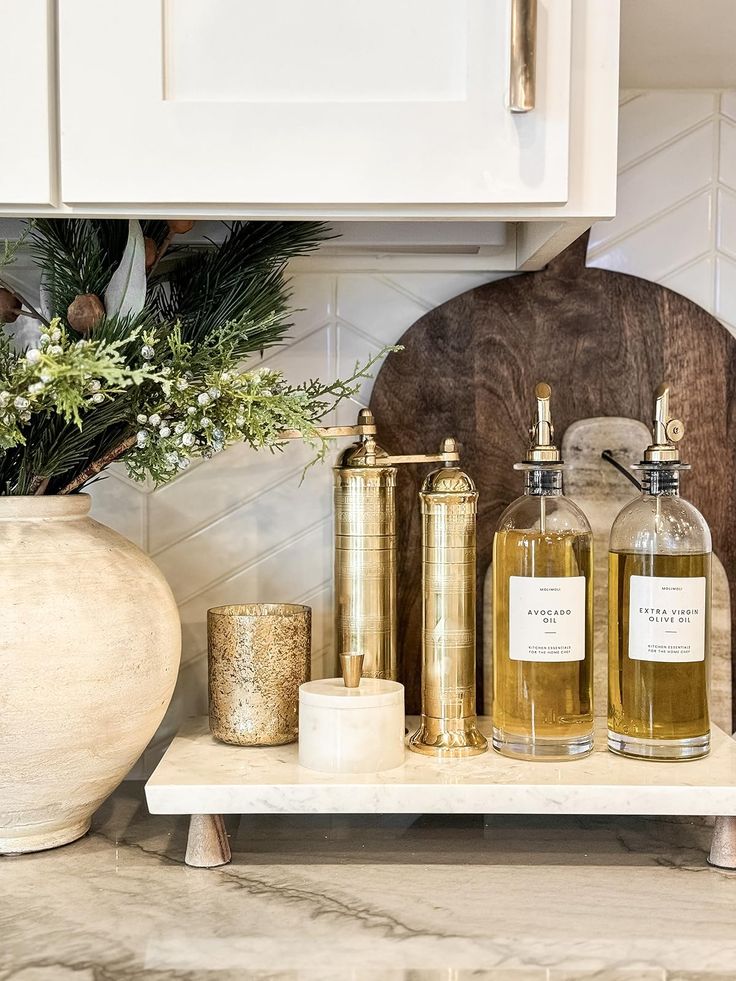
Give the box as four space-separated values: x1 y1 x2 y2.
208 603 311 746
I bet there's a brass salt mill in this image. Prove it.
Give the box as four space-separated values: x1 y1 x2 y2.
285 409 461 681
409 451 487 757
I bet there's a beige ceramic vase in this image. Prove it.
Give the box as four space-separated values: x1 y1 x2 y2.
0 495 181 854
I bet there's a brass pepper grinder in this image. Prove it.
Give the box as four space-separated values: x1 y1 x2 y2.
409 444 487 757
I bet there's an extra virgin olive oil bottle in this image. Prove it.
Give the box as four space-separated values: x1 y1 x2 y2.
492 383 594 760
608 384 711 761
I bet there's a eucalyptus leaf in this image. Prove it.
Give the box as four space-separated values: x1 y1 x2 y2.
104 219 146 319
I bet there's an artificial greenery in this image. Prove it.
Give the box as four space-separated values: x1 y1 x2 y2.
0 219 388 495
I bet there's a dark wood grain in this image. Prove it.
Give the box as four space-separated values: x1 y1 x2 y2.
370 233 736 723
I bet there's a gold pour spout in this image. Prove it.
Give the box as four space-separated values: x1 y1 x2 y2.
644 383 685 463
525 381 560 463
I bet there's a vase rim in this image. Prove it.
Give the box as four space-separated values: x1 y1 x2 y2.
208 603 311 619
0 493 91 519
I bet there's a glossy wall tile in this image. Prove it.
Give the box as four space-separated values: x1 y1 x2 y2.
589 90 736 338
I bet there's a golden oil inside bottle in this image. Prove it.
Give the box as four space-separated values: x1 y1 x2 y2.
492 528 594 758
608 550 711 758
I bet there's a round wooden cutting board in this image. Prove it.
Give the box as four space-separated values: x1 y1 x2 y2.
369 233 736 719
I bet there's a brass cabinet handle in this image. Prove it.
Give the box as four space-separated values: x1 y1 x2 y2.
509 0 537 112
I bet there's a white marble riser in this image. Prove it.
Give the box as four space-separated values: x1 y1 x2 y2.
146 716 736 818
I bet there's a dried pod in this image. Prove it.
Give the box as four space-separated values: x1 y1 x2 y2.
167 219 194 235
0 287 22 324
144 236 158 270
67 293 105 334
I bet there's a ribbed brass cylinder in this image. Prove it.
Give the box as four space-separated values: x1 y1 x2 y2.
409 466 487 756
334 462 397 680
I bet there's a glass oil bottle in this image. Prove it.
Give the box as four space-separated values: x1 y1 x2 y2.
608 384 711 760
492 383 594 760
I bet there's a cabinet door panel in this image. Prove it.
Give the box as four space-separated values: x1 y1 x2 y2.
0 0 53 205
166 0 468 104
59 0 571 206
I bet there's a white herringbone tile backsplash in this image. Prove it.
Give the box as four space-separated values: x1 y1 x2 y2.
98 90 736 776
588 90 736 334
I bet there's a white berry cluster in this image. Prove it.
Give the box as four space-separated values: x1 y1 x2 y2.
0 319 159 451
125 368 249 482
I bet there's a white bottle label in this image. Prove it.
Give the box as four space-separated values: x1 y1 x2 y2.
628 575 706 662
509 576 586 662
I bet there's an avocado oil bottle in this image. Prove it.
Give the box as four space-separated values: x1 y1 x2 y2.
492 383 594 760
608 384 711 760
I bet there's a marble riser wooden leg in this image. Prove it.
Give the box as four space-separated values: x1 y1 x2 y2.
185 814 231 868
708 816 736 870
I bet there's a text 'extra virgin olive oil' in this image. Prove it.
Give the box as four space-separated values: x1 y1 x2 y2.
608 384 711 761
492 383 594 761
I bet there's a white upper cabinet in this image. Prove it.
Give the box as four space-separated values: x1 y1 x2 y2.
57 0 577 209
0 0 54 205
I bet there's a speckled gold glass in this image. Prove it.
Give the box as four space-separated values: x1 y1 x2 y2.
208 604 311 746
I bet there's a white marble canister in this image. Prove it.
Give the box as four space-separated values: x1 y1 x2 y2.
298 677 405 773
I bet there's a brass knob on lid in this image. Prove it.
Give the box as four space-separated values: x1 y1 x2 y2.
339 651 364 688
440 436 458 459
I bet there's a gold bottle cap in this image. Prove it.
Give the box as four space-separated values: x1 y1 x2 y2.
339 651 364 688
642 383 685 464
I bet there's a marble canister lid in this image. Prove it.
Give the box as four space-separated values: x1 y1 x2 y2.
299 677 403 709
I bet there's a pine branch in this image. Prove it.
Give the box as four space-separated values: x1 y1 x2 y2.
29 475 49 496
59 433 137 494
29 219 124 319
149 221 330 346
6 389 137 495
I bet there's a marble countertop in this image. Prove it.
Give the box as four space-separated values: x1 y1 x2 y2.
2 784 736 980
